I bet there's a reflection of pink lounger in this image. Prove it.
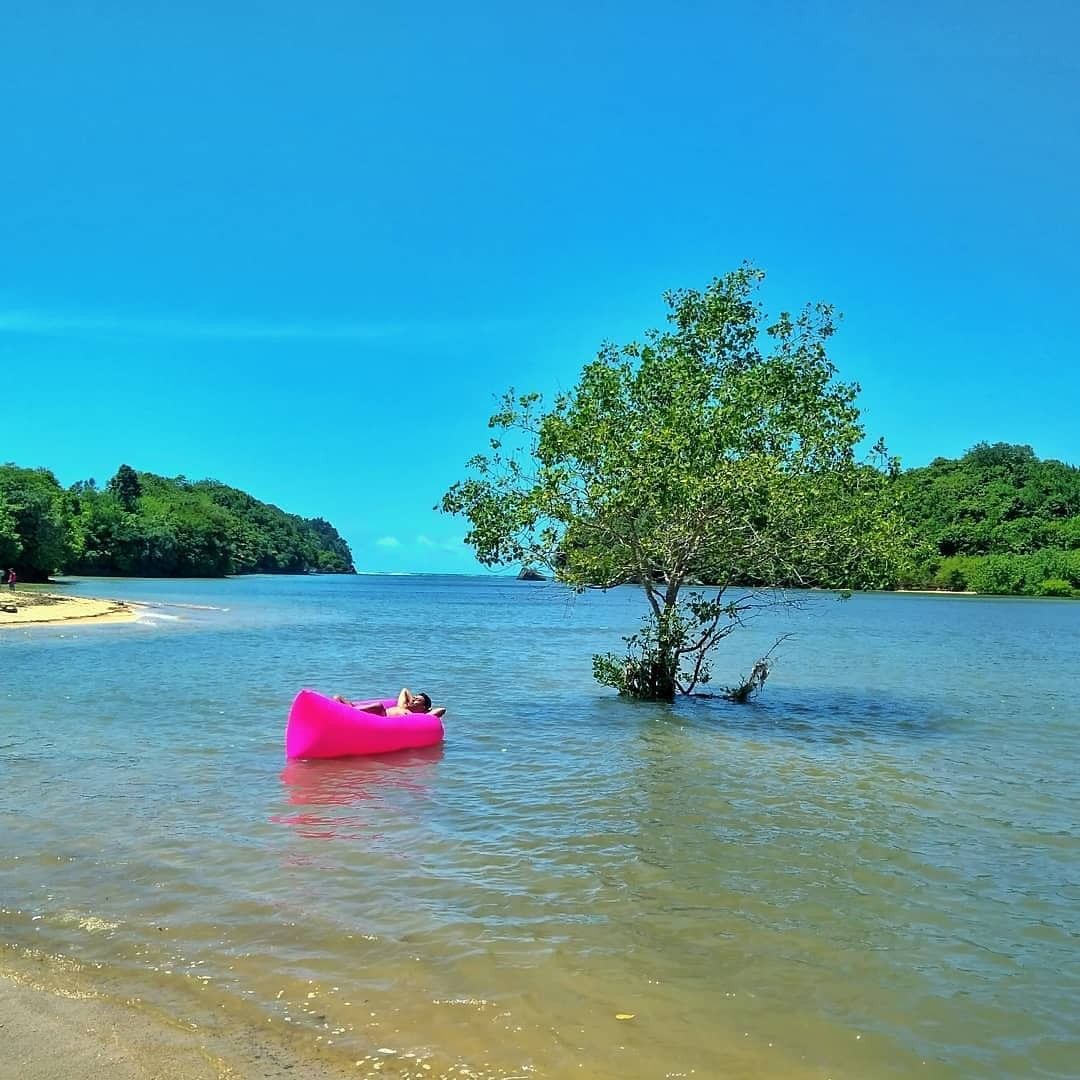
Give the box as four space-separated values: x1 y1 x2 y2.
285 689 445 760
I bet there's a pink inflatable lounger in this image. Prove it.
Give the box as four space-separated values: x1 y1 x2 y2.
285 689 445 760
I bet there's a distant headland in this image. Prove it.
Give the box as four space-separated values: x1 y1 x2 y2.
1 462 355 581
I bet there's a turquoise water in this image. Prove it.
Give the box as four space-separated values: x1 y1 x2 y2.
1 575 1078 1078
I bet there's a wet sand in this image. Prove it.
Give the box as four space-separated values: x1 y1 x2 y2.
0 974 351 1080
0 590 139 628
0 978 229 1080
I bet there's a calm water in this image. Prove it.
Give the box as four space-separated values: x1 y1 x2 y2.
1 576 1078 1079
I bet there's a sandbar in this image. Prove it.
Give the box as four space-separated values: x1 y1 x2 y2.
0 590 140 628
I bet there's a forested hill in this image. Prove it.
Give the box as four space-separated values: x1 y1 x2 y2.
896 443 1080 595
0 463 355 580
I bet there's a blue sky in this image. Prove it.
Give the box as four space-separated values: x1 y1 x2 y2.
3 1 1077 573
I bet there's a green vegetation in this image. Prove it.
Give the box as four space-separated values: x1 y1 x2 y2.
895 443 1080 596
0 464 354 580
0 466 71 581
443 267 907 701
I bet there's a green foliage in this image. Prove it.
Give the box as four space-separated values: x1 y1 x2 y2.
2 462 354 580
591 618 679 699
931 556 975 591
0 495 21 568
593 602 713 698
965 554 1026 596
0 465 72 580
897 442 1080 558
896 443 1080 595
107 464 142 512
66 470 356 577
443 266 907 700
1035 578 1074 598
920 549 1080 596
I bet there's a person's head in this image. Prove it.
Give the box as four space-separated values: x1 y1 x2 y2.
405 691 432 712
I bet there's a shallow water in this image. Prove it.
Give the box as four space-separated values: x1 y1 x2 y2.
1 576 1078 1078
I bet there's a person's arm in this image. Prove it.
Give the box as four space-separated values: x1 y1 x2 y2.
397 688 410 709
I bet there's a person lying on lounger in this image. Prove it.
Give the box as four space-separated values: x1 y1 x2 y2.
335 687 446 718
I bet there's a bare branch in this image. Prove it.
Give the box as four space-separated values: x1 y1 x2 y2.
721 633 794 703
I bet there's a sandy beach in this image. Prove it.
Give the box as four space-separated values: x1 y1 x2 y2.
0 590 139 628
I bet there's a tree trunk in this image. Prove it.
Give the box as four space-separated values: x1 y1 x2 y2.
653 662 677 702
651 633 678 702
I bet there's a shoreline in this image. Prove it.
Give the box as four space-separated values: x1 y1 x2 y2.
0 591 141 629
892 587 979 596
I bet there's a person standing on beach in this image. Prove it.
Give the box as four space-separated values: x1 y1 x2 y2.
6 568 14 591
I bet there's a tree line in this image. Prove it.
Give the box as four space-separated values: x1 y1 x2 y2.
0 463 355 580
894 442 1080 596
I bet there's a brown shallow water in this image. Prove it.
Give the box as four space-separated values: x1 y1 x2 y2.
1 575 1078 1077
